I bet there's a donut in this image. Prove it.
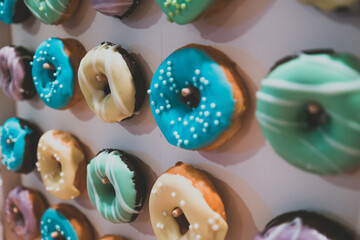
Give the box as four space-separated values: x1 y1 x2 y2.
40 203 94 240
0 45 36 100
0 0 31 24
156 0 226 24
78 42 146 123
87 149 146 224
99 235 127 240
90 0 141 19
32 38 86 110
24 0 80 25
256 49 360 175
299 0 360 11
5 186 48 240
149 162 228 240
1 117 39 173
37 130 87 200
148 44 247 151
255 210 356 240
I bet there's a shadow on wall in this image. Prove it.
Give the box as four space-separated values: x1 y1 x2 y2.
199 46 267 165
129 151 161 236
63 0 97 36
200 163 272 239
122 0 162 29
193 0 276 42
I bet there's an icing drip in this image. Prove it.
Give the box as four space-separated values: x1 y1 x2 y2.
40 208 78 240
32 38 74 109
87 150 139 223
78 42 136 123
149 47 235 150
256 52 360 174
24 0 71 24
1 118 31 171
156 0 214 24
0 46 31 100
90 0 135 17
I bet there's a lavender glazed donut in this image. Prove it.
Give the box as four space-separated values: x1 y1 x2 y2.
0 46 36 100
5 186 48 240
255 210 356 240
90 0 141 19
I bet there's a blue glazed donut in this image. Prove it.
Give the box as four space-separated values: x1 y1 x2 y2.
32 38 85 109
0 0 31 24
1 117 39 173
41 204 93 240
148 45 247 151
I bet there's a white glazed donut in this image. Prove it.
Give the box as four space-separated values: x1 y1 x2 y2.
149 162 228 240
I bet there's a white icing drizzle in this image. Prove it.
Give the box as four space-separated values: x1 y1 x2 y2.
78 43 136 123
263 217 302 240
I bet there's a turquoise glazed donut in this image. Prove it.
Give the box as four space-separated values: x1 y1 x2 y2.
156 0 223 24
32 38 85 109
0 0 31 24
87 149 146 224
148 45 247 151
256 50 360 175
40 204 94 240
1 117 39 173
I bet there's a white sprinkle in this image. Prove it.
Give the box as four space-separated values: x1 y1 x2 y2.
157 182 163 188
173 131 178 136
163 80 167 85
183 121 188 126
178 117 182 121
204 111 209 117
175 135 180 139
195 69 200 75
147 89 151 94
160 106 164 110
171 192 176 197
190 116 194 120
180 200 186 206
170 120 175 125
212 224 219 231
160 69 164 74
202 128 207 133
42 146 46 150
211 103 216 108
216 112 222 117
202 97 206 101
167 104 171 109
167 72 171 77
214 213 220 219
204 122 209 128
151 189 157 194
190 127 195 132
167 61 172 65
184 140 189 145
151 101 155 105
155 109 160 114
214 120 219 125
194 223 199 229
159 76 163 80
163 211 167 216
169 77 174 82
60 172 64 177
160 93 164 97
196 235 201 240
167 67 172 71
201 105 205 109
208 219 214 225
154 84 159 88
193 134 198 139
59 84 63 88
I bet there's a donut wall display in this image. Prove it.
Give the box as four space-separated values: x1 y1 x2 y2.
1 0 360 239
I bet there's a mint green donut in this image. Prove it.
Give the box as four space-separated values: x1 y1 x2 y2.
256 50 360 175
87 149 145 224
24 0 78 25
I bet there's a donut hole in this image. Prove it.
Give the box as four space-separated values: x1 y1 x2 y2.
44 62 57 82
181 86 201 109
104 83 111 95
172 208 190 235
48 155 62 180
10 204 24 227
306 102 329 129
